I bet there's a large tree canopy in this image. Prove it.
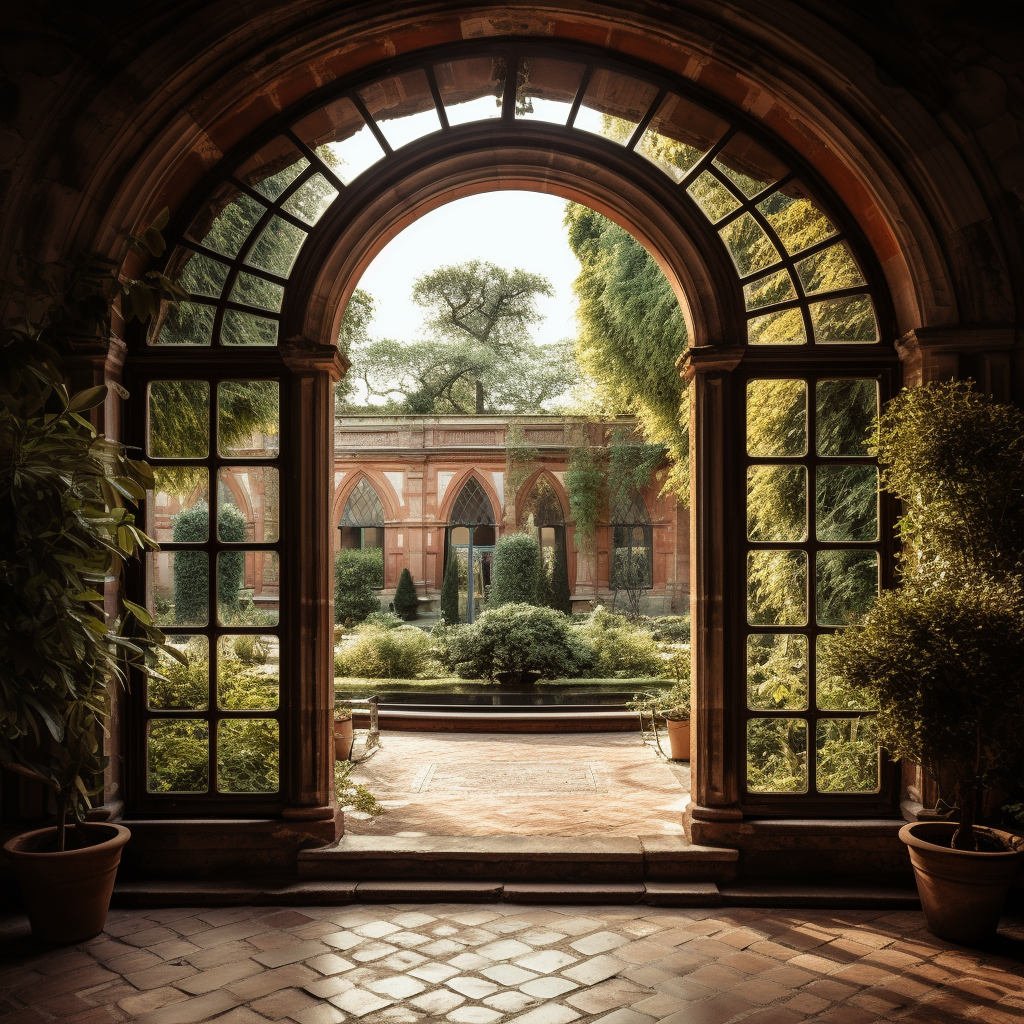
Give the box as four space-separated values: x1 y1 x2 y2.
564 203 689 496
342 261 578 415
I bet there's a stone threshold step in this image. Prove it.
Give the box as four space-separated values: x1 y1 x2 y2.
351 710 636 732
297 834 738 883
110 878 920 910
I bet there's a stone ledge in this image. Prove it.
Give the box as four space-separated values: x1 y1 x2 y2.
503 883 646 904
720 883 920 909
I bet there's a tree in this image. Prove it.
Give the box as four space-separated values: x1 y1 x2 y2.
565 204 689 497
490 534 542 608
440 549 460 624
336 288 375 406
344 261 579 414
393 567 419 621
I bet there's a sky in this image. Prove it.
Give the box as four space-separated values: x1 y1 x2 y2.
354 191 582 346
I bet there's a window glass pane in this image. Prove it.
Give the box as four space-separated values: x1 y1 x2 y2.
746 379 806 457
185 183 267 259
451 526 470 546
747 308 806 346
687 171 741 222
757 184 837 255
816 379 877 456
747 465 807 542
150 468 209 544
747 634 808 710
147 720 209 793
173 250 230 299
235 137 308 200
292 97 385 184
218 550 279 627
219 467 280 543
635 94 728 183
218 381 280 458
148 381 209 458
816 634 879 711
816 718 880 793
217 719 279 793
718 212 781 277
747 550 807 626
151 550 208 627
358 69 441 149
218 635 279 711
574 68 658 143
816 550 878 626
713 134 788 198
221 309 278 347
150 300 215 346
810 296 878 344
816 466 878 542
229 272 284 312
747 718 807 793
795 242 865 296
281 173 339 225
743 269 797 310
435 56 505 124
515 57 585 124
244 216 307 278
148 636 209 711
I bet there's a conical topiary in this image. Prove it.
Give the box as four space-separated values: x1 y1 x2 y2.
440 548 460 624
550 538 573 614
393 566 418 620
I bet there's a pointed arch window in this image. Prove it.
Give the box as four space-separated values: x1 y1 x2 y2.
610 489 653 591
338 478 384 585
446 478 497 624
520 475 566 576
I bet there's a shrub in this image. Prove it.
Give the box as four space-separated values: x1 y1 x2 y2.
336 623 432 678
447 603 594 681
363 610 404 629
172 501 246 623
393 567 418 620
489 533 541 607
578 606 663 678
649 615 690 644
550 540 573 614
440 548 460 623
334 548 383 623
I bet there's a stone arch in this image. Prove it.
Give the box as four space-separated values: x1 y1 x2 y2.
516 469 569 529
331 469 400 532
438 469 502 530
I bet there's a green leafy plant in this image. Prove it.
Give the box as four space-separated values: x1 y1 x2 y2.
171 501 245 623
334 760 383 816
393 567 418 620
489 533 542 608
334 548 383 624
579 607 663 678
439 548 460 624
549 539 572 614
447 603 594 682
336 623 432 679
0 215 185 849
566 442 604 605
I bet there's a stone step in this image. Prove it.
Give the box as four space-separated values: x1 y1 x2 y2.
352 709 638 732
296 834 738 883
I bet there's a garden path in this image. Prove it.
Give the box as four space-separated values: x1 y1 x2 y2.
344 732 690 837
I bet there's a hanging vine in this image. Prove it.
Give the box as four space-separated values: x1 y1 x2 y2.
503 421 540 529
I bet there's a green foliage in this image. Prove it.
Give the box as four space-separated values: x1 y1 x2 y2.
334 548 383 624
447 603 594 681
608 433 665 515
549 539 573 614
335 623 432 679
565 203 688 497
334 759 383 816
393 568 419 621
345 261 577 414
566 444 604 549
579 607 663 679
440 549 461 624
336 289 375 406
0 216 182 847
171 502 245 623
490 533 542 608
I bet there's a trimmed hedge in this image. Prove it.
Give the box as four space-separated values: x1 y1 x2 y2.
172 501 246 623
440 549 460 624
489 533 541 608
334 548 383 624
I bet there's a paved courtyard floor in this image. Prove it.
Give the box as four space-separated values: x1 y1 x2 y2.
2 901 1023 1024
344 733 690 837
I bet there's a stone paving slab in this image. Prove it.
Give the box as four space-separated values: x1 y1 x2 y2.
3 901 1023 1023
345 733 689 839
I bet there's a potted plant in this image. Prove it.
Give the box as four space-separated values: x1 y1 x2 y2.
0 216 184 943
333 706 354 760
822 381 1024 943
630 671 691 760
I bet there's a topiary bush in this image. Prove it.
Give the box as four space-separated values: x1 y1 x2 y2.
440 548 460 623
489 533 541 608
336 623 433 678
334 548 383 624
393 567 418 620
578 606 663 678
446 603 594 681
549 540 573 614
172 501 246 623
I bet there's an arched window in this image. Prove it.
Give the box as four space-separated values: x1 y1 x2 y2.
339 478 385 551
520 475 565 575
446 478 497 623
610 489 653 594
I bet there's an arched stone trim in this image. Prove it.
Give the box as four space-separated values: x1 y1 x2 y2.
331 468 400 529
515 469 570 527
438 469 502 530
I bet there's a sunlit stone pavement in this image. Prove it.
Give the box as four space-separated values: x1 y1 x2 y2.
3 901 1024 1023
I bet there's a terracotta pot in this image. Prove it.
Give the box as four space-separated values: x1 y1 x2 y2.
4 823 130 944
899 821 1024 943
666 718 691 760
334 717 354 760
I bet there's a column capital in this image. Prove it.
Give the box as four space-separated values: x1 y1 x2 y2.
679 345 745 381
281 336 349 380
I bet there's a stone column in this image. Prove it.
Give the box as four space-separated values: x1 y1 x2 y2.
896 326 1015 398
682 347 744 825
281 340 346 828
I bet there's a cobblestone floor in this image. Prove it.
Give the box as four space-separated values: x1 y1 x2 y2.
3 902 1023 1023
344 733 689 837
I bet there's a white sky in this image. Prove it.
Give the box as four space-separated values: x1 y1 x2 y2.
354 191 582 345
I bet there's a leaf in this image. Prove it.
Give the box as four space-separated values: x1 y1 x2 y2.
122 599 154 625
67 385 108 414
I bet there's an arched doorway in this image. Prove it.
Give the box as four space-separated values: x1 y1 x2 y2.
445 476 498 624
